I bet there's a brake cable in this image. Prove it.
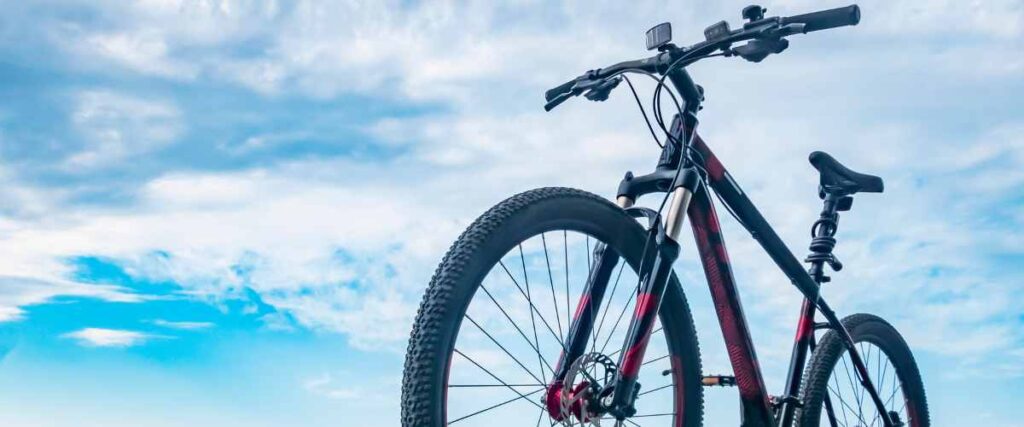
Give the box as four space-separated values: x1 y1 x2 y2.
620 49 751 229
621 75 663 149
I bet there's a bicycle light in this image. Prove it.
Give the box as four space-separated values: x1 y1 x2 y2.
645 22 672 50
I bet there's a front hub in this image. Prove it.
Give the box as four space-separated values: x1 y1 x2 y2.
544 382 594 422
544 353 619 424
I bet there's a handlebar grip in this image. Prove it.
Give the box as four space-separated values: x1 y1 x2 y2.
782 4 860 33
545 78 578 102
544 92 573 111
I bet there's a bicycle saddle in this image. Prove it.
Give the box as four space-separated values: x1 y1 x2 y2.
809 151 884 196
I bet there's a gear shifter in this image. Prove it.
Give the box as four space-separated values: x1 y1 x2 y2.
742 4 766 22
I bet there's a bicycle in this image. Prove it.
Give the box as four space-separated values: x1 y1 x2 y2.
402 4 929 427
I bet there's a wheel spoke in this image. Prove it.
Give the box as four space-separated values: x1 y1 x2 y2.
599 417 643 427
586 236 591 271
839 352 865 424
599 236 657 356
883 382 904 408
642 354 669 366
876 344 884 419
856 344 866 421
822 391 842 427
592 261 627 354
878 356 890 402
448 387 546 424
895 397 908 417
828 383 867 425
638 383 673 396
518 244 550 386
477 282 556 376
869 346 886 427
607 327 661 359
599 283 639 354
448 231 680 427
463 314 545 385
452 348 547 413
563 231 571 340
498 260 569 354
541 233 565 344
825 343 910 427
830 371 851 427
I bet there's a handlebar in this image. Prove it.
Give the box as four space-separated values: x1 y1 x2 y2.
544 79 577 103
544 4 860 110
781 5 860 33
544 58 659 102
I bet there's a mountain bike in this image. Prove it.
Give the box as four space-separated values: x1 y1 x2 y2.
402 4 929 426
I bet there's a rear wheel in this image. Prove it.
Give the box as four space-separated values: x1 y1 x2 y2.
797 313 929 427
401 187 703 426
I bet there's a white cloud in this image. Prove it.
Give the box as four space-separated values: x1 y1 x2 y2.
861 0 1024 39
0 3 1017 426
41 0 1023 103
0 0 1019 394
0 162 59 220
0 0 1015 360
62 327 161 347
149 319 214 330
67 90 182 169
82 30 198 80
0 276 146 323
303 372 387 401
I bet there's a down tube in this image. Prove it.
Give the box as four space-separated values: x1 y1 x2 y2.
686 185 775 426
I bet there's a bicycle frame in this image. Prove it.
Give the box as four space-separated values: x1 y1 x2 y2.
547 68 895 427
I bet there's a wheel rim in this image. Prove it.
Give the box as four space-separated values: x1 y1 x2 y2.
820 341 916 427
444 230 684 426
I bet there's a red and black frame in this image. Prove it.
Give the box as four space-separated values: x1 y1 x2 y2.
543 63 897 427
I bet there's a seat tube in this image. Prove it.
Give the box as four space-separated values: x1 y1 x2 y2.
780 298 817 426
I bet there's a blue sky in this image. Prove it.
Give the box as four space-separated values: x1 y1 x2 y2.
0 0 1021 426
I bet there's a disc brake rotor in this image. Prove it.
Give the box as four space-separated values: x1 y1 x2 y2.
557 352 618 426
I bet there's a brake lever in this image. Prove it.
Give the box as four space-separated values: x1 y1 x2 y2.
544 75 622 111
584 76 622 102
734 22 802 63
733 38 789 62
766 23 808 37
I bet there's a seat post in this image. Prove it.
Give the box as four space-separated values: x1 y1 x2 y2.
805 192 853 285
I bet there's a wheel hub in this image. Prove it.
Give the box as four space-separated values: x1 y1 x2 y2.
545 353 618 425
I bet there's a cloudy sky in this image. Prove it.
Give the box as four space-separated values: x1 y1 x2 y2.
0 0 1021 426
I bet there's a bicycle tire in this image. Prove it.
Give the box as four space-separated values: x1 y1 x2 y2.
401 187 704 426
797 313 929 427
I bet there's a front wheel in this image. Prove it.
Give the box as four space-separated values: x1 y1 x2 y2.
401 187 703 426
797 313 930 427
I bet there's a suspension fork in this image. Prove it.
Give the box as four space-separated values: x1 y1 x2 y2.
551 242 622 380
604 169 699 419
545 215 625 419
